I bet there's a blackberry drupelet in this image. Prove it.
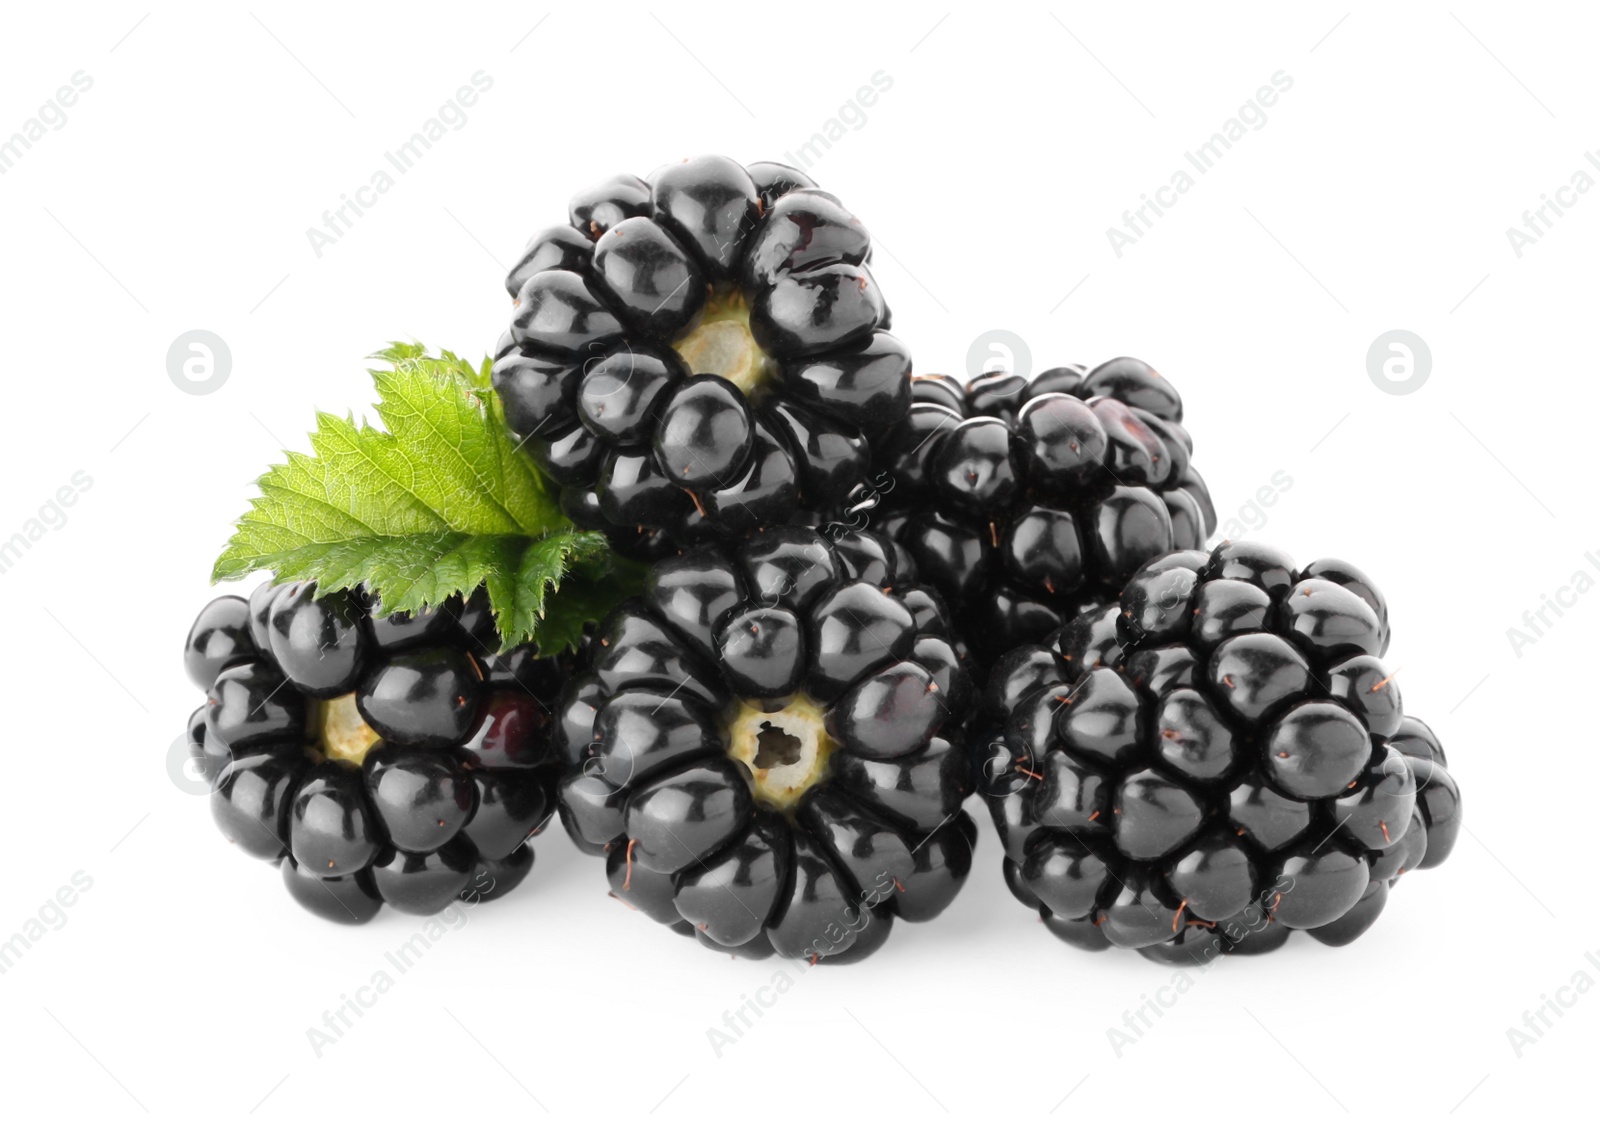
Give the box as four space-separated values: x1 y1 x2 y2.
554 526 976 962
980 541 1460 962
182 582 570 923
492 156 911 557
873 358 1216 667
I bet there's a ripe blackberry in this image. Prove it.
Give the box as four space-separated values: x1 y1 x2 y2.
873 359 1216 668
492 156 910 556
979 541 1460 961
182 582 569 923
553 526 976 962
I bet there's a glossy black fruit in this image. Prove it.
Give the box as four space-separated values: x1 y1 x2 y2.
357 647 482 747
184 580 565 922
981 541 1460 960
873 358 1215 668
266 582 369 697
183 595 256 690
494 156 911 555
555 527 975 962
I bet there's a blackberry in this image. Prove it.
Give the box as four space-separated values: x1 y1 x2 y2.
872 358 1216 668
492 156 910 556
979 541 1460 961
553 526 976 962
182 582 569 923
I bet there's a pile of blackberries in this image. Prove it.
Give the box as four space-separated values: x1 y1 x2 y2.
185 155 1459 963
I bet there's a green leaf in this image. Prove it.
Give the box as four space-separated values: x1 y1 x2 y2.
534 556 651 655
213 343 637 653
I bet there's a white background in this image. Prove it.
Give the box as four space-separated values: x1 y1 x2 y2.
0 3 1592 1123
